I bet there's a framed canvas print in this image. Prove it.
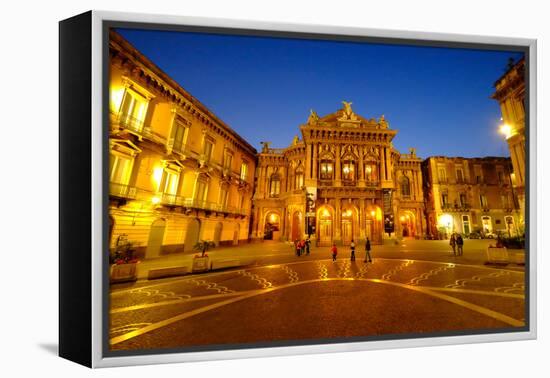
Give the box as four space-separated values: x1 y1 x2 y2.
59 10 537 368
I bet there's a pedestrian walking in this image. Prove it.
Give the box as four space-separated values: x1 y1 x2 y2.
300 239 305 256
449 233 457 256
294 239 300 257
364 238 372 263
331 243 338 261
350 239 356 261
305 237 311 255
456 234 464 256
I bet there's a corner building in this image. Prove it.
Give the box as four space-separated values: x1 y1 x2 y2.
422 156 521 238
108 31 257 258
252 104 426 245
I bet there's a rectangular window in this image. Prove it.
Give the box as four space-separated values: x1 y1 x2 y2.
203 140 214 162
163 171 179 195
223 152 233 170
219 187 228 208
441 193 449 207
320 162 333 180
119 88 148 133
342 162 355 181
456 168 464 183
171 119 188 154
110 153 133 185
195 180 207 203
365 164 377 182
240 163 248 181
438 167 447 183
479 195 488 208
459 193 467 207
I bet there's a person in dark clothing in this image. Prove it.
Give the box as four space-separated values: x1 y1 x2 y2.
294 239 300 257
305 237 311 255
456 234 464 256
350 239 356 261
365 238 372 263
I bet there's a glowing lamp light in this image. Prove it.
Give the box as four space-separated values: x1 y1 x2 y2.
151 196 161 205
152 167 164 189
110 87 125 112
499 123 513 139
439 214 453 228
365 166 372 174
322 209 330 218
370 210 375 217
269 213 278 223
343 166 350 174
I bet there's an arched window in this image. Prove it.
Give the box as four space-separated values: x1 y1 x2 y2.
319 158 334 180
269 174 281 197
400 176 411 197
364 162 378 183
342 158 355 183
294 165 304 189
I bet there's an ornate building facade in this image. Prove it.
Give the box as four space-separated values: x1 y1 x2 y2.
108 31 257 258
422 156 521 238
492 57 526 229
251 103 426 245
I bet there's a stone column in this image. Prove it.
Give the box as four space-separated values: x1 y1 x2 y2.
305 144 312 180
334 198 341 243
359 198 366 240
335 145 341 186
358 153 365 187
380 147 386 181
312 143 318 179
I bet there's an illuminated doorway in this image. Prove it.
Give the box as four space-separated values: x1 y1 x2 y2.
341 206 356 245
318 206 333 246
399 210 416 237
264 211 280 240
481 216 492 234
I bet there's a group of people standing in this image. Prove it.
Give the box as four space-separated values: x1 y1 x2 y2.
449 232 464 256
330 238 373 263
293 237 311 256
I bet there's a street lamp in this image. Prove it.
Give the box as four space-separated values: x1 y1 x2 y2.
499 123 513 139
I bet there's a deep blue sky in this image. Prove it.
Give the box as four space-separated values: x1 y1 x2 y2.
116 28 523 158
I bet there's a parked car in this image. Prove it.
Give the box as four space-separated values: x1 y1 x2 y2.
468 231 482 239
484 231 497 239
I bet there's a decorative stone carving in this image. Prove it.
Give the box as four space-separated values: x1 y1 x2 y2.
307 109 319 125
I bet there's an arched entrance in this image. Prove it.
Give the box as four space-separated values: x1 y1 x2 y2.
291 211 302 241
184 218 201 252
399 210 416 237
264 211 280 240
146 218 166 258
438 214 453 239
233 223 240 245
317 206 333 246
365 206 383 243
341 205 358 245
213 222 223 246
481 216 493 234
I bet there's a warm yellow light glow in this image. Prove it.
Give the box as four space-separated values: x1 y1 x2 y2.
365 166 372 174
110 87 125 112
322 209 330 218
499 123 513 139
152 167 163 190
375 208 382 221
400 216 405 222
370 210 375 217
151 196 160 205
439 214 453 228
269 213 279 223
343 166 350 174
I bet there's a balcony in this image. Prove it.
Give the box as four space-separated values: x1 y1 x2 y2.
116 113 146 134
441 203 471 212
109 182 137 199
159 194 248 216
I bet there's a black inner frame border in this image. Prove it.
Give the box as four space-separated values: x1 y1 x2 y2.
101 19 531 359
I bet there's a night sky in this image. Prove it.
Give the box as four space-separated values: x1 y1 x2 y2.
115 28 523 158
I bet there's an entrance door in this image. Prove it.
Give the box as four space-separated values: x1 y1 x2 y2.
341 220 352 245
319 219 332 244
291 212 301 241
462 215 471 235
213 222 223 246
184 218 200 252
146 219 166 258
481 216 492 234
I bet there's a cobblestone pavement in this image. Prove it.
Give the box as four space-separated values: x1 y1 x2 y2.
109 256 526 352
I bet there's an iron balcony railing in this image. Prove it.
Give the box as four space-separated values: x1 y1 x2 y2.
159 193 248 216
109 182 137 199
117 113 146 134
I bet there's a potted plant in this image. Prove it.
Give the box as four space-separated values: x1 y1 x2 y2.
110 236 140 283
192 240 216 272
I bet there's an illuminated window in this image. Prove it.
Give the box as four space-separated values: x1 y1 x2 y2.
171 117 189 154
342 160 355 182
441 193 449 207
320 161 333 180
400 176 411 197
162 171 179 196
295 165 304 189
118 87 149 133
365 163 377 182
270 174 281 197
109 153 133 185
240 162 248 181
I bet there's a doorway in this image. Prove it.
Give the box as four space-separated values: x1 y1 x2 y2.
184 218 201 252
146 219 166 258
